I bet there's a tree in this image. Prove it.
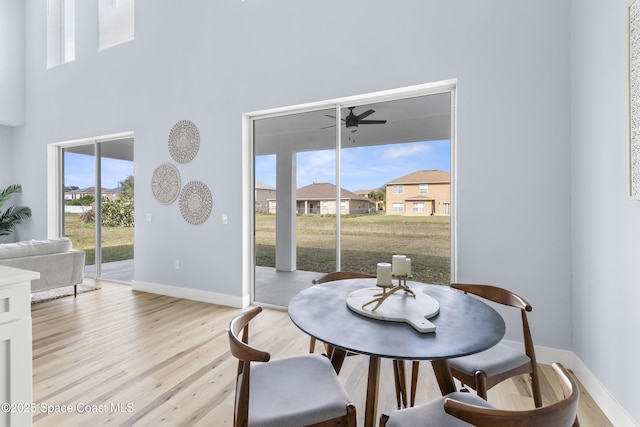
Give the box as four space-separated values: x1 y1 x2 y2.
0 184 32 237
120 175 134 199
368 187 386 211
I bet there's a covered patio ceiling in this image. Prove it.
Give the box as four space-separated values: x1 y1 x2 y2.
253 92 452 155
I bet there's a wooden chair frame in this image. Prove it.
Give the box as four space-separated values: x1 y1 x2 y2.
380 363 579 427
229 306 356 427
448 283 543 408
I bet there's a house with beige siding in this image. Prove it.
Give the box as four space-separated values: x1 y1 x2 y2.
385 170 450 216
269 183 374 215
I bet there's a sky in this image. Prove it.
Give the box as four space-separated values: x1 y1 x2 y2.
64 152 134 189
65 139 449 192
256 140 450 192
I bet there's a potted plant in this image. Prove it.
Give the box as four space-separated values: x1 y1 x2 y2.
0 184 32 237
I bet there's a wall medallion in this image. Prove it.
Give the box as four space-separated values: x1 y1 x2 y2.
168 120 200 164
151 163 181 205
179 180 212 225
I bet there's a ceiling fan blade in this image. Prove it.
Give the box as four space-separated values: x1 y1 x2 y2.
320 124 337 129
359 119 387 124
356 109 376 120
324 114 337 119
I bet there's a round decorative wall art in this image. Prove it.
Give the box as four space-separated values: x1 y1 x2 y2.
179 180 212 225
151 163 181 205
168 120 200 163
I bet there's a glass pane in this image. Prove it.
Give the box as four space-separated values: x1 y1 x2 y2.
99 140 134 281
63 146 96 277
253 107 336 306
339 95 452 285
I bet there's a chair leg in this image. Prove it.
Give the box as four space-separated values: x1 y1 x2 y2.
309 337 316 353
380 413 390 427
530 366 543 408
346 403 357 427
392 360 404 409
475 371 488 400
410 361 419 407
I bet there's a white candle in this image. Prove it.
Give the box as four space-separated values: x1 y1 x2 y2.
405 258 412 276
377 262 392 286
392 255 406 276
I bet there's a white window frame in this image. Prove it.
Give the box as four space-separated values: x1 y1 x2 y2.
99 0 135 50
419 184 428 194
392 203 404 213
47 0 75 69
412 202 425 213
393 184 404 194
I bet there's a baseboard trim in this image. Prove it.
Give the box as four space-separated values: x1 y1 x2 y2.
132 280 249 308
503 340 638 427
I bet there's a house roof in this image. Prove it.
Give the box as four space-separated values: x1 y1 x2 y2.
296 183 369 201
256 180 276 190
386 170 450 185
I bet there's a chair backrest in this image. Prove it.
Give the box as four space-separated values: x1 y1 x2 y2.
450 283 536 362
227 306 270 427
444 363 580 427
312 271 375 284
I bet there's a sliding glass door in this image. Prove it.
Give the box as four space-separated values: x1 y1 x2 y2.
62 137 134 282
252 90 453 307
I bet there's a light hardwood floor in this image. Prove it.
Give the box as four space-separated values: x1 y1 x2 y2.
31 281 612 426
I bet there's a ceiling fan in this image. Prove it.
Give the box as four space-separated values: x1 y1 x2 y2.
322 107 387 132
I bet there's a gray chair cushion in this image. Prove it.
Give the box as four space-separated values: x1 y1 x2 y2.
448 343 531 377
385 391 494 427
245 354 351 427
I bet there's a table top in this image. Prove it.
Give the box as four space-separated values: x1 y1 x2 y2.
288 279 505 361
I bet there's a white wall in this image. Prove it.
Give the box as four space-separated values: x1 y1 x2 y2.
0 126 13 186
0 125 15 244
0 0 25 126
572 0 640 424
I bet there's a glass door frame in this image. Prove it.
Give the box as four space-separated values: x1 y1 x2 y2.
243 80 458 305
47 131 134 281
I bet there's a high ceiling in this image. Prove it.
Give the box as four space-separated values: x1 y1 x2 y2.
254 92 451 155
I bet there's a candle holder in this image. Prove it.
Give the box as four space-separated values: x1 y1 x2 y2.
362 274 416 312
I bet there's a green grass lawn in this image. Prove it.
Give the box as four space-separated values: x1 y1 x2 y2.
64 212 451 284
256 213 451 285
64 213 134 265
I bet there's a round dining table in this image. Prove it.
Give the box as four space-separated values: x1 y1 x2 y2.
288 278 506 427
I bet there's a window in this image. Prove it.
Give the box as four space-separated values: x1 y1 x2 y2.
392 203 404 213
419 184 428 194
47 0 75 68
99 0 135 50
412 202 425 213
393 185 404 194
442 203 451 216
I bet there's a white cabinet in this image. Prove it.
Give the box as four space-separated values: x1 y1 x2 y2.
0 266 39 427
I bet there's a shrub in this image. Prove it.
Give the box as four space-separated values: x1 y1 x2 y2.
101 198 134 227
78 198 134 227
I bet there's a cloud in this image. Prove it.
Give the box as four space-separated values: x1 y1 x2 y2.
381 143 431 160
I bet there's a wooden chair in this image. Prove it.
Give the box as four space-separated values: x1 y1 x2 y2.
310 271 411 409
408 283 543 408
228 305 357 427
448 283 542 407
380 362 579 427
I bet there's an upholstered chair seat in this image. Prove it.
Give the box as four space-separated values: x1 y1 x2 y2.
383 392 494 427
242 354 353 427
